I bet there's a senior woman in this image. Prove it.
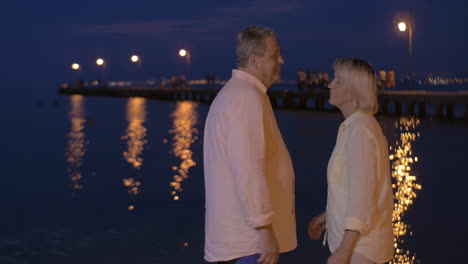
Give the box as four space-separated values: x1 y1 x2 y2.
308 58 394 264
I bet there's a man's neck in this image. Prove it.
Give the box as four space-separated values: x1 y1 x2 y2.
238 67 268 88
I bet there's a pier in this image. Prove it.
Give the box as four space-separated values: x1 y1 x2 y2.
59 83 468 120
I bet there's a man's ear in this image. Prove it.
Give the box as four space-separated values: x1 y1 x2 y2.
248 54 257 68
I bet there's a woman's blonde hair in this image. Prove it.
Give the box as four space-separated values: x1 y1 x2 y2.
333 58 378 114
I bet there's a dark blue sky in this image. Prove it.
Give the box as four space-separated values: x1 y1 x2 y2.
2 0 468 88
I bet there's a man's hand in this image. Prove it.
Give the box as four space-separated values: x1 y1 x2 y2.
256 224 279 264
308 212 326 240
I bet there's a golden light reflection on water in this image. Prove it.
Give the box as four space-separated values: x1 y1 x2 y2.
169 101 199 200
121 97 147 208
122 97 147 169
66 95 86 191
389 116 422 264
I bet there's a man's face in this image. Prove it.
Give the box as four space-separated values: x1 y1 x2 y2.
255 36 284 88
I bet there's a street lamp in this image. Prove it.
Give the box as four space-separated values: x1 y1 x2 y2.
71 63 81 71
96 58 106 84
131 55 139 63
71 63 82 83
398 21 413 90
179 49 191 81
398 22 406 32
96 58 105 66
130 54 142 85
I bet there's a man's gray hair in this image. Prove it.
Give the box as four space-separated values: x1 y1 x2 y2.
236 26 275 68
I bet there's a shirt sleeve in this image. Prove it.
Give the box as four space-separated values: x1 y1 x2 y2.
344 126 378 234
225 94 274 229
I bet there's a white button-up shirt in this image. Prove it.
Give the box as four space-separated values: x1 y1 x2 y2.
203 70 297 262
326 111 394 263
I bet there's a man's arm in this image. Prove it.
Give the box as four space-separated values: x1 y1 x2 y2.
256 224 279 264
225 95 278 264
226 95 273 228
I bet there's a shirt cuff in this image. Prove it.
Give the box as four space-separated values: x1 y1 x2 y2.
344 216 367 234
246 211 274 228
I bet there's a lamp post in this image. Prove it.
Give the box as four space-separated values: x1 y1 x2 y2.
179 49 191 81
131 54 142 85
71 63 82 85
398 21 413 90
96 58 106 85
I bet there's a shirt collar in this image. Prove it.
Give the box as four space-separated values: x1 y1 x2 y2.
340 111 368 129
231 69 267 94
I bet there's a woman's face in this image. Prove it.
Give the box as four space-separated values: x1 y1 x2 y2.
328 70 354 109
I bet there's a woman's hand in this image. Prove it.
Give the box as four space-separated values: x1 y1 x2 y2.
327 230 361 264
308 212 326 240
326 247 351 264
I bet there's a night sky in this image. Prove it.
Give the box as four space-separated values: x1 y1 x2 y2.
2 0 468 90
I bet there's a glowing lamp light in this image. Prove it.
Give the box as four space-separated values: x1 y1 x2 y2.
71 63 80 70
96 58 105 66
398 22 407 32
179 49 187 57
131 55 139 63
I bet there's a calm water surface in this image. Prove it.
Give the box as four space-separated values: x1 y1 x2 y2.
1 92 467 264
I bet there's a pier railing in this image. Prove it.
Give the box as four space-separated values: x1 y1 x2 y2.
59 84 468 120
